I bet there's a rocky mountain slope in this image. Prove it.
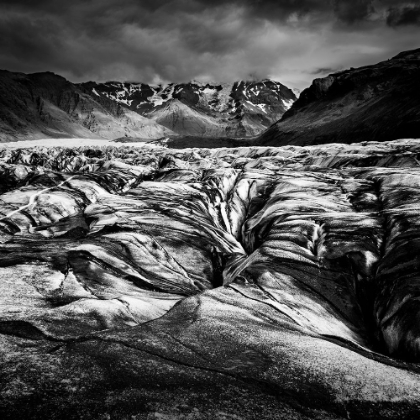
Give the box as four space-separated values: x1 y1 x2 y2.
0 71 174 143
257 48 420 146
82 79 296 137
1 139 420 419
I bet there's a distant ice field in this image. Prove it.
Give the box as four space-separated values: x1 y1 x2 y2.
0 138 154 149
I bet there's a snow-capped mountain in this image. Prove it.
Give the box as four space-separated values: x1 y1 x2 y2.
80 79 297 137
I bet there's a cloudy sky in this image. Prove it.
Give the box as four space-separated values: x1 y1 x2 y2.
0 0 419 91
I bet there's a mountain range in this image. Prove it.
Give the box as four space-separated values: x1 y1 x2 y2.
0 47 419 147
0 72 296 143
81 79 296 138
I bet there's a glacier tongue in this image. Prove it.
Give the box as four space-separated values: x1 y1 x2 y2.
2 139 420 418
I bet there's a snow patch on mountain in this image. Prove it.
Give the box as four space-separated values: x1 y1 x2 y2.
256 103 267 113
282 98 294 109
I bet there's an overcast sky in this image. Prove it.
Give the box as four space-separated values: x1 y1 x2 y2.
0 0 419 91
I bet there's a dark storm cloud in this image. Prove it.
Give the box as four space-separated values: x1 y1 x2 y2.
386 4 420 26
0 0 419 90
194 0 330 20
334 0 374 24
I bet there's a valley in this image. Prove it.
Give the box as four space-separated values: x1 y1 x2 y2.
1 47 420 419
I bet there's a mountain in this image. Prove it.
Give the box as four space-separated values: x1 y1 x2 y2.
257 48 420 146
2 139 420 418
0 70 174 142
81 79 296 137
